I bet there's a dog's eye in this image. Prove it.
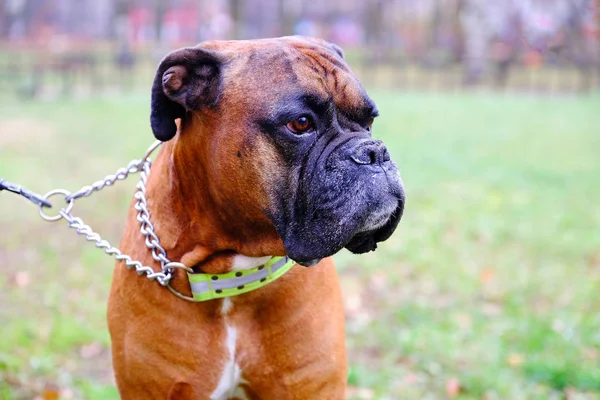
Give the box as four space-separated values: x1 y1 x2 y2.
287 116 314 134
366 118 374 131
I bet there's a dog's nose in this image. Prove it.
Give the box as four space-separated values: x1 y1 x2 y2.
349 140 390 165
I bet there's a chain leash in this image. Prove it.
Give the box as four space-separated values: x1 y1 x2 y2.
36 141 189 288
3 141 297 302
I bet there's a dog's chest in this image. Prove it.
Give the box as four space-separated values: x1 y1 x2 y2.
210 298 248 400
210 256 267 400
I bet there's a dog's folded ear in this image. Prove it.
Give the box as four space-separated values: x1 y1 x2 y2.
328 43 345 59
150 46 223 141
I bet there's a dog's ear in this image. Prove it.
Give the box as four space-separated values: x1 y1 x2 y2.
328 42 345 59
150 46 223 141
305 37 345 59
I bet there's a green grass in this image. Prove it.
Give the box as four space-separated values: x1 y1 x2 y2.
0 91 599 399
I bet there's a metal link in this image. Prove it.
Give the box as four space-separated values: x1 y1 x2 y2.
39 141 176 287
59 209 172 286
38 189 75 221
65 140 162 203
66 159 143 202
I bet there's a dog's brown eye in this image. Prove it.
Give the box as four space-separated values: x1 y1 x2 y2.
366 118 374 130
287 116 313 134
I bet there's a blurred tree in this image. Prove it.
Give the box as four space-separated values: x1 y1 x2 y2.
154 0 166 43
597 0 600 87
229 0 242 39
0 0 8 37
112 0 131 38
364 0 385 65
279 0 297 36
113 0 135 87
2 0 35 38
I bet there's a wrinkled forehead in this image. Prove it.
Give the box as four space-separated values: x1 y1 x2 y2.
203 37 375 119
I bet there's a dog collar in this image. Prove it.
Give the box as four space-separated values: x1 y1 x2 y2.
131 141 297 302
184 256 295 301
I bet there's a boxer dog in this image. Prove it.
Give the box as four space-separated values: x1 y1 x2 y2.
108 36 404 399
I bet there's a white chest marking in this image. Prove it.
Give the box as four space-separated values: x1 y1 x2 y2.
210 255 267 399
221 297 234 315
210 299 248 400
231 254 271 271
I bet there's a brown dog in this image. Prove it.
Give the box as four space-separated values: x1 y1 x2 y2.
108 36 404 399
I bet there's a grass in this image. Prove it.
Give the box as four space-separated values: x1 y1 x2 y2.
0 89 599 399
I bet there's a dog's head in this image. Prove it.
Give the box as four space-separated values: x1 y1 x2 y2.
150 36 404 266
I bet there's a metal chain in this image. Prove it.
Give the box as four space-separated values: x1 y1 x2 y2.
65 159 144 203
132 161 171 271
38 141 177 287
59 208 172 286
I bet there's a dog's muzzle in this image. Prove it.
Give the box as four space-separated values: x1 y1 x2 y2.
275 135 405 265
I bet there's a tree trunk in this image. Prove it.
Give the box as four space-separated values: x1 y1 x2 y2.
229 0 242 39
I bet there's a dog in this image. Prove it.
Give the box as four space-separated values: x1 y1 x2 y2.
107 36 404 399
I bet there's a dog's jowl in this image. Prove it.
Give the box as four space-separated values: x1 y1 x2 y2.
108 36 404 400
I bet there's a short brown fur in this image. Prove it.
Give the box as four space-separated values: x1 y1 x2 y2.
109 37 362 399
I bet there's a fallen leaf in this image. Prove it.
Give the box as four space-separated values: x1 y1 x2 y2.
14 271 30 287
481 302 502 316
584 348 599 360
79 341 103 359
43 385 60 400
456 313 472 329
508 353 524 367
480 268 494 284
445 377 462 397
369 272 387 290
355 388 374 399
564 387 576 400
345 386 374 399
403 372 418 385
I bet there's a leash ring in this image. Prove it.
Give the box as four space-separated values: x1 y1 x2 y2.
163 262 196 302
38 189 74 222
141 140 162 162
162 261 193 273
166 284 196 302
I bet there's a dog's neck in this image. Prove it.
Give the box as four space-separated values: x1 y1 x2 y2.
143 124 285 275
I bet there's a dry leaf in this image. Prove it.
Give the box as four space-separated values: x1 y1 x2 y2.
403 373 418 385
42 385 60 400
14 271 30 287
481 302 502 316
445 377 462 397
508 353 524 366
564 387 576 400
584 348 599 360
479 268 494 284
79 342 103 359
345 386 374 399
369 272 387 290
456 313 472 329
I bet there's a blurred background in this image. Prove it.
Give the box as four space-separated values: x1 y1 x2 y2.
1 0 599 96
0 0 599 399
